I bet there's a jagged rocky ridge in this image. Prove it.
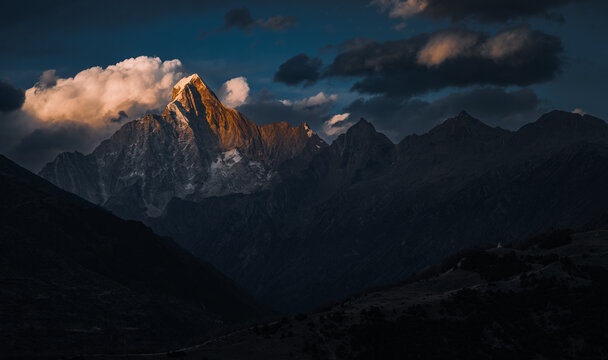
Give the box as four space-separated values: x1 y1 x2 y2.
150 110 608 311
40 74 325 218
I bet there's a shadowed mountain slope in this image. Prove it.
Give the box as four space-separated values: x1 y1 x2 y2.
0 155 267 358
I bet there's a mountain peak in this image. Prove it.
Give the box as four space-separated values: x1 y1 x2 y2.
532 110 607 130
336 117 393 150
347 118 375 134
171 73 218 102
451 110 482 126
458 110 471 118
514 110 608 147
164 73 224 123
428 111 506 140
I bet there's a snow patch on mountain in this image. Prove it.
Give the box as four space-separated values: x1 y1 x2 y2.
198 150 274 198
211 149 243 171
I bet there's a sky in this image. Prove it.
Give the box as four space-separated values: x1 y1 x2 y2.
1 0 607 171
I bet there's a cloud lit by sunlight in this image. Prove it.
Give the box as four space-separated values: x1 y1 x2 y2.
22 56 183 128
322 113 353 138
218 76 251 108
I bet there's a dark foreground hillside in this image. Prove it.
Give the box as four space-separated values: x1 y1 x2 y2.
0 155 267 359
116 229 608 359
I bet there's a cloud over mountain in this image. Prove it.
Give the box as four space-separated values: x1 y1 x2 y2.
22 56 183 128
322 26 562 97
274 54 322 86
1 56 184 171
321 113 354 139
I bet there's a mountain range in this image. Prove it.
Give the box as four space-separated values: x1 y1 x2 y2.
40 74 325 219
40 74 608 312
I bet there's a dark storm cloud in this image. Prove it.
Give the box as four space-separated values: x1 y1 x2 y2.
274 54 322 86
224 7 257 30
237 89 333 129
224 7 298 31
12 122 97 171
0 111 31 161
373 0 581 22
344 87 544 140
0 80 25 112
322 26 563 97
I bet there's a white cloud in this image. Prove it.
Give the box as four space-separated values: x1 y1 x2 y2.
322 113 354 138
280 92 338 109
218 76 250 108
22 56 183 128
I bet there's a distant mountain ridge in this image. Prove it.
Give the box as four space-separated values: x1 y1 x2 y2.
40 74 325 218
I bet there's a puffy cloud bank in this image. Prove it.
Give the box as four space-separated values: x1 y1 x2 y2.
1 56 184 171
319 25 562 97
22 56 183 128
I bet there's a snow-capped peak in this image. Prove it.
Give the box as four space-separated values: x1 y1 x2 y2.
173 74 203 93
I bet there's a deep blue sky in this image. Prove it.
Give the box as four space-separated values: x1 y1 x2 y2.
1 0 607 169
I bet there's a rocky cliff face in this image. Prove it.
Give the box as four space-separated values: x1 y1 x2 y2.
40 74 326 218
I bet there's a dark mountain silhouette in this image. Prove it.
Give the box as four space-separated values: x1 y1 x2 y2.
0 154 267 358
150 110 608 311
